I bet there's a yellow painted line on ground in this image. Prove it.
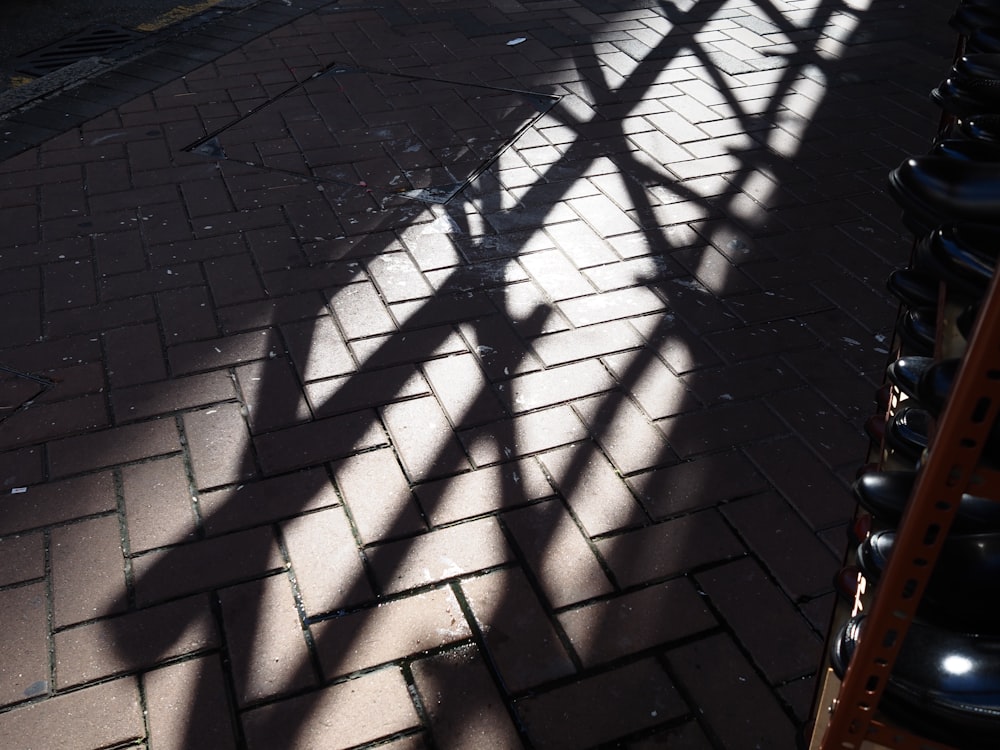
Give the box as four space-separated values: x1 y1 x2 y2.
135 1 223 32
4 1 226 88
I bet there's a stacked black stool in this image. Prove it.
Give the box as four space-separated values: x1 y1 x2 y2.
817 2 1000 748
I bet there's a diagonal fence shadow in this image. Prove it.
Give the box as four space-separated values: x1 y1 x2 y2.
29 0 946 747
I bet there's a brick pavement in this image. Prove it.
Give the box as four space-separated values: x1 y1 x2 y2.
0 0 955 747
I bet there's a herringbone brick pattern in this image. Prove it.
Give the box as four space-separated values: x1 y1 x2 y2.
0 0 954 747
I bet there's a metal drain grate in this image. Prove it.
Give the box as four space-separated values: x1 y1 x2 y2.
13 25 144 78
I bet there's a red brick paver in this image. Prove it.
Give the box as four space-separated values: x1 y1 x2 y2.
0 0 953 747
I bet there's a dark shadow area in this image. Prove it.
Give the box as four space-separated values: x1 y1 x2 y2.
0 0 957 747
0 0 248 64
